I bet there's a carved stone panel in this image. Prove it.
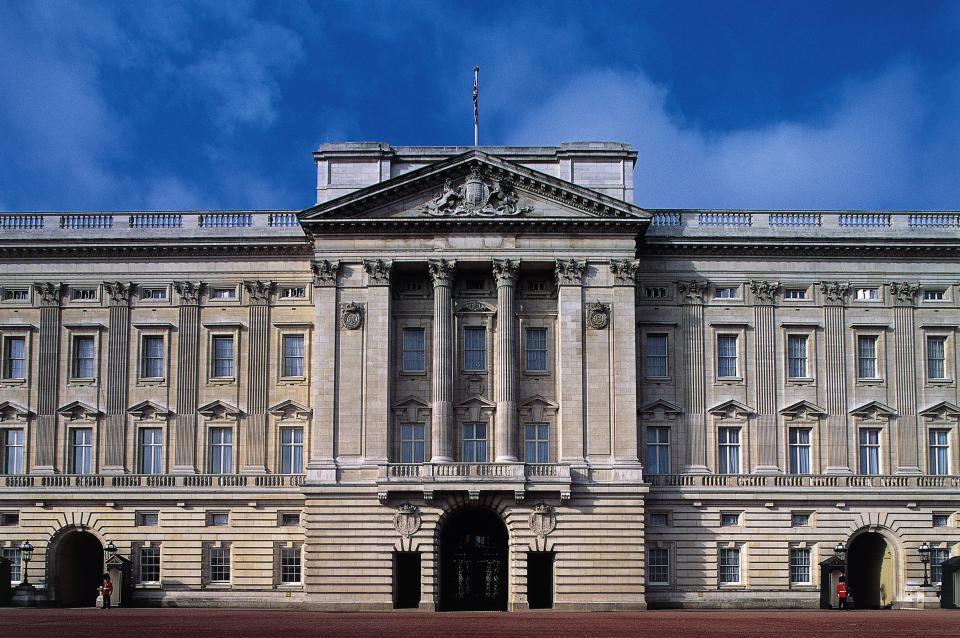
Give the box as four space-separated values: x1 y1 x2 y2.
610 259 640 285
34 282 62 306
677 280 707 304
104 281 132 306
311 259 340 287
421 165 532 217
492 258 520 286
529 502 557 538
363 259 393 285
585 302 610 330
174 281 203 305
340 302 365 330
393 502 422 538
819 281 849 306
750 280 780 305
555 259 586 286
428 259 457 287
888 282 920 306
244 280 274 305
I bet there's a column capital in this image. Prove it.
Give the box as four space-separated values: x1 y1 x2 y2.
428 259 457 287
104 281 133 307
554 259 586 286
243 280 274 305
889 281 920 307
34 282 62 307
174 281 204 305
749 280 780 306
610 259 640 285
311 259 340 287
363 259 393 286
677 280 707 305
492 259 520 286
819 281 849 306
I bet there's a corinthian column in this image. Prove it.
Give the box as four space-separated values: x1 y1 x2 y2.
428 259 456 463
493 259 520 462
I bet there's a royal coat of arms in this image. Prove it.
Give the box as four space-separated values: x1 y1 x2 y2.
393 502 422 537
422 166 532 217
528 502 557 538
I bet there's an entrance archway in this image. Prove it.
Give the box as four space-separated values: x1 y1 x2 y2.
438 507 509 611
51 529 103 607
847 531 895 608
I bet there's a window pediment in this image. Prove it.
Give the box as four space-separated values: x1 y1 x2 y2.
127 400 172 420
919 401 960 421
0 400 31 422
269 400 312 420
849 401 897 420
639 399 683 420
779 400 826 421
197 400 242 421
57 400 102 421
708 400 755 420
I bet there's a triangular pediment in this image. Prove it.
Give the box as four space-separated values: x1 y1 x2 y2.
268 399 312 420
780 400 827 420
849 401 897 419
57 400 102 420
392 396 430 410
919 401 960 420
708 399 755 419
127 400 172 420
456 395 497 409
391 396 431 422
518 394 559 421
0 401 32 422
639 399 683 418
300 151 649 223
197 400 242 420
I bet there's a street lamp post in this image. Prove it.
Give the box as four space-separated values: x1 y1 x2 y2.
919 541 932 587
19 540 33 586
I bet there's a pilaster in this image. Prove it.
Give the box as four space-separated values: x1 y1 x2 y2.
750 280 780 473
172 281 202 473
821 281 851 474
678 280 708 473
363 259 392 463
33 282 62 473
243 280 274 474
493 258 519 462
891 282 921 474
103 281 132 474
555 259 586 463
428 259 456 463
308 260 339 482
610 260 641 466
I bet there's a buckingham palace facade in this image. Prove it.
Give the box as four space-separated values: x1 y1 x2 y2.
0 141 958 610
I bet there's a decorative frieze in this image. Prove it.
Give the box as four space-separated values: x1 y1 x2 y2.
174 281 203 305
610 259 640 285
244 280 274 305
677 280 707 304
819 281 849 306
554 259 586 286
363 259 392 285
340 302 365 330
104 281 132 306
749 280 780 305
585 302 610 330
310 259 340 287
889 281 920 307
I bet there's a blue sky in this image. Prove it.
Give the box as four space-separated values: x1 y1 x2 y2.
1 0 958 211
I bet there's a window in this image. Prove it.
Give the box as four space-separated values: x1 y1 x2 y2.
924 289 946 301
465 278 485 291
141 288 167 300
400 423 425 463
526 280 547 293
788 428 812 475
783 288 806 300
927 336 947 380
282 335 305 377
211 336 234 378
209 428 233 474
3 289 28 301
525 328 548 372
650 512 669 527
3 337 25 379
2 548 20 582
932 548 949 584
787 335 808 379
208 512 229 527
72 335 95 378
858 428 881 475
70 428 93 474
789 548 811 584
211 288 236 300
71 288 97 301
855 288 878 301
933 514 950 528
645 426 670 474
280 546 301 584
791 513 811 527
718 427 740 474
524 423 550 463
0 512 18 526
929 430 949 475
714 287 738 299
462 422 487 462
645 334 669 378
280 513 301 526
647 547 670 585
139 428 163 474
718 548 741 584
720 512 740 527
717 335 738 378
402 280 423 293
140 546 160 583
140 335 164 379
1 429 24 474
856 335 878 379
464 327 486 371
280 427 304 474
280 286 306 299
401 328 426 372
644 287 669 299
209 546 230 583
137 512 159 526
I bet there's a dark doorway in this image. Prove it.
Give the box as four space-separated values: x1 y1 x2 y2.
439 507 509 611
527 552 554 609
847 532 893 609
393 552 421 609
54 531 103 607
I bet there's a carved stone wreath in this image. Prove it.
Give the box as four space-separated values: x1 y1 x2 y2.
585 302 610 330
529 502 556 538
393 502 422 538
341 302 365 330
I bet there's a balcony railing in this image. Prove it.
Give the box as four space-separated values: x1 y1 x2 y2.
0 473 305 488
379 463 570 482
647 474 960 488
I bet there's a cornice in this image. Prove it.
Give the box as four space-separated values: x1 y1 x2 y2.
642 237 960 258
0 238 312 259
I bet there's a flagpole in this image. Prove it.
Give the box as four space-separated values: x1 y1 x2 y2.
473 66 479 146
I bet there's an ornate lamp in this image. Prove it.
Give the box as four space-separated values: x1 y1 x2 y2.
919 541 932 587
833 542 847 563
20 540 33 585
105 540 117 560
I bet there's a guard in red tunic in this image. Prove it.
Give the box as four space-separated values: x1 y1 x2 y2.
99 574 113 609
836 576 849 610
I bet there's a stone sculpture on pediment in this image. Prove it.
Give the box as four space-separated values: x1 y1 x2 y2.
421 165 532 217
311 259 340 287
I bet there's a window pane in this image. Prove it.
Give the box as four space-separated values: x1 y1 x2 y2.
401 423 425 463
647 548 669 584
718 427 740 474
524 423 549 463
402 328 426 372
929 430 949 475
787 335 807 378
212 337 233 377
717 336 738 377
645 427 670 474
281 427 304 474
281 547 301 584
464 327 486 370
142 336 164 378
857 336 877 378
210 547 230 582
927 337 946 379
462 422 487 462
719 548 740 584
140 547 161 583
283 335 305 377
790 548 811 584
2 429 24 474
525 328 548 371
139 428 163 474
4 337 25 379
210 428 233 473
858 429 880 474
71 428 93 474
74 336 95 378
646 334 668 378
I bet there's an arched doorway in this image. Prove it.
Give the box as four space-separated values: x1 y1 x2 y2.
847 532 896 608
438 507 509 611
51 529 104 607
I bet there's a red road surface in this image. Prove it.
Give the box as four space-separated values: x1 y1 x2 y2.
0 608 957 638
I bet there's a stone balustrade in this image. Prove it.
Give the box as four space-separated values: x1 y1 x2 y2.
0 473 306 489
647 473 960 489
0 211 305 238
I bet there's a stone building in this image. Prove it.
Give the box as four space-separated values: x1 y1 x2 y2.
0 141 957 610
